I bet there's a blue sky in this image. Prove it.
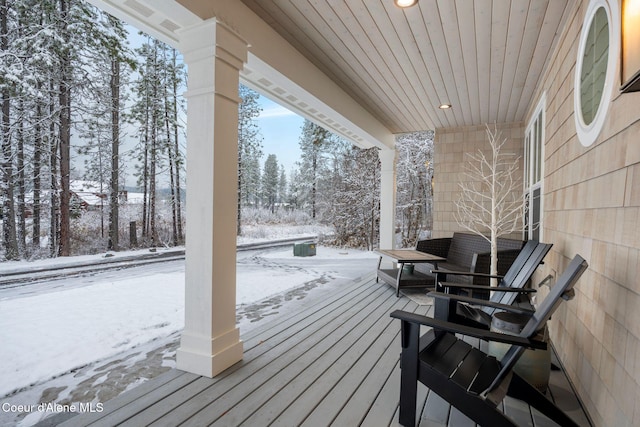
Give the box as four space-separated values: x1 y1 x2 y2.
256 96 305 175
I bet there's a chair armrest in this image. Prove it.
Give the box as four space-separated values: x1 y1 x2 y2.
431 269 505 279
390 309 546 350
439 282 537 293
428 291 536 315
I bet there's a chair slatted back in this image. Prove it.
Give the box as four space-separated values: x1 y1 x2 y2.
520 255 587 337
483 241 553 316
485 255 588 396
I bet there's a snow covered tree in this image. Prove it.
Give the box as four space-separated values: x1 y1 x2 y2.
237 84 262 234
262 154 279 212
130 38 158 246
56 0 74 257
47 0 114 256
287 167 302 209
0 0 19 260
130 37 186 248
278 166 287 207
454 124 525 284
298 120 333 219
326 146 380 249
162 47 185 247
245 154 261 207
1 0 117 258
76 10 134 250
395 130 434 247
0 0 187 258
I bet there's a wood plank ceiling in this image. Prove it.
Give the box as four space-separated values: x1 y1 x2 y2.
238 0 572 133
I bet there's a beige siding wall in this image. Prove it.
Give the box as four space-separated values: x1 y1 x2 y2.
527 1 640 425
432 123 524 239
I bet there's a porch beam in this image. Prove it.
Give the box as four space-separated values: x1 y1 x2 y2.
177 0 395 150
176 19 247 377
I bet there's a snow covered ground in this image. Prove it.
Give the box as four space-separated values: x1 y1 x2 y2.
0 244 379 426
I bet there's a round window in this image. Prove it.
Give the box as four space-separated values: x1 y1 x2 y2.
574 0 619 147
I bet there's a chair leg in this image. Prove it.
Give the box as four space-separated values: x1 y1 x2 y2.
398 320 420 426
507 372 580 427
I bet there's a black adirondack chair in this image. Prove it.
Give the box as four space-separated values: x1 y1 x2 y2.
432 240 553 329
390 254 588 427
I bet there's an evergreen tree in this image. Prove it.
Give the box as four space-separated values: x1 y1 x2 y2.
298 120 331 219
237 84 262 234
162 47 185 246
287 167 302 209
0 0 19 259
262 154 279 213
0 0 186 258
76 10 134 250
130 37 185 247
131 37 162 246
278 166 287 207
245 154 261 207
1 0 120 258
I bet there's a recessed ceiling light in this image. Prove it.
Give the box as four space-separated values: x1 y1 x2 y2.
439 104 452 109
394 0 418 8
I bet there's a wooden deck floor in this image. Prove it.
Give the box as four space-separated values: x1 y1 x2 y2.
54 275 591 427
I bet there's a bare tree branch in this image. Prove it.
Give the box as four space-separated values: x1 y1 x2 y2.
454 123 526 284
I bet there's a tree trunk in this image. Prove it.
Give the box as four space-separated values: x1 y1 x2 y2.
1 0 18 260
33 95 42 248
149 83 158 246
16 101 26 256
57 0 71 257
141 98 149 240
109 56 120 250
171 50 183 243
167 131 178 246
163 62 178 246
49 83 59 257
149 126 157 246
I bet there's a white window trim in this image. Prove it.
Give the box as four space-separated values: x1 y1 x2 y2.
574 0 620 147
525 94 546 241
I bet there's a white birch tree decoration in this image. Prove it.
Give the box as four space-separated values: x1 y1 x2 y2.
454 124 525 286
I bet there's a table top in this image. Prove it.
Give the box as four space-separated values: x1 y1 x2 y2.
375 249 446 263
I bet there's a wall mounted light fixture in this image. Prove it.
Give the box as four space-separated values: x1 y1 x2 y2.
622 0 640 92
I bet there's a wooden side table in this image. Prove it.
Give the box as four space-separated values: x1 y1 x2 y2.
375 249 446 297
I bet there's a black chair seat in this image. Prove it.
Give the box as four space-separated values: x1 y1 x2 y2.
419 330 502 395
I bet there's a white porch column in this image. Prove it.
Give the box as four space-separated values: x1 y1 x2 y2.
378 148 397 250
176 20 247 377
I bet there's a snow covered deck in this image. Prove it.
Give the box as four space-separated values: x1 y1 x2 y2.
51 275 591 427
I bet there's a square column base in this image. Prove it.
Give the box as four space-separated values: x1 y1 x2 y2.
176 328 243 377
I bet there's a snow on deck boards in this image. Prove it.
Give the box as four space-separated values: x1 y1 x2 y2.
52 275 591 427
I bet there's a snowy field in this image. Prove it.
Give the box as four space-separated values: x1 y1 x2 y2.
0 244 379 426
